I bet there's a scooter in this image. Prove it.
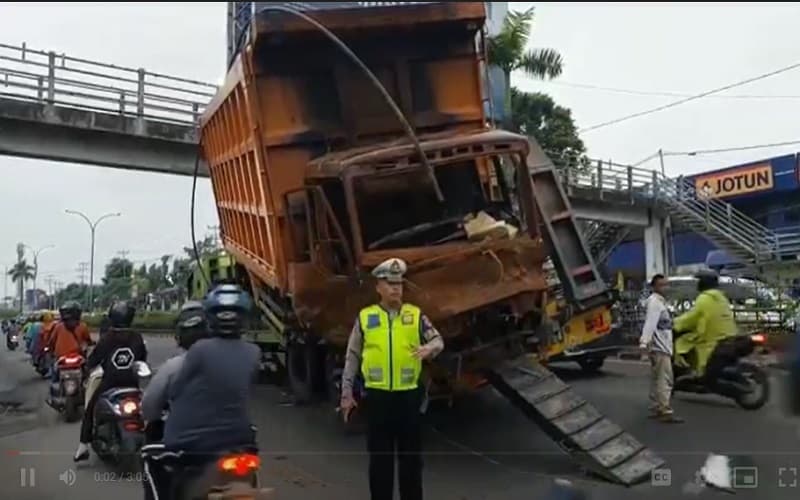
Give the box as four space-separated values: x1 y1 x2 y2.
673 332 770 410
47 353 87 422
6 332 19 351
165 444 274 499
90 361 152 470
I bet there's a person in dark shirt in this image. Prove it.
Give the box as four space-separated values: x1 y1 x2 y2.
73 301 147 462
163 283 260 455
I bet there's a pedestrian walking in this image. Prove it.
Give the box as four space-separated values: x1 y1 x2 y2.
340 257 444 500
639 274 684 423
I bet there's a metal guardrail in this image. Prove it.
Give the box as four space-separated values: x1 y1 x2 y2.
550 153 800 260
0 42 218 126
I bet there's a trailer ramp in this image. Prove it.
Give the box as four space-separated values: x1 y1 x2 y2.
485 356 665 486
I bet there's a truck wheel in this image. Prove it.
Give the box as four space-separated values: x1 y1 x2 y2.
287 339 317 405
578 356 605 374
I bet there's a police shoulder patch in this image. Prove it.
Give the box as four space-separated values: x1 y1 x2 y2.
366 313 381 329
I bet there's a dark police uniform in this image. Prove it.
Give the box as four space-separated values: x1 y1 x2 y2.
341 258 444 500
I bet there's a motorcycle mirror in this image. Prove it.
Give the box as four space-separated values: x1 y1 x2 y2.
135 361 152 378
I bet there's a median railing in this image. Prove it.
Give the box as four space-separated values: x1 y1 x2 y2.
0 42 218 126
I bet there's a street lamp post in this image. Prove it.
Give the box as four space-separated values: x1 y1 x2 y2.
24 244 55 309
65 210 122 312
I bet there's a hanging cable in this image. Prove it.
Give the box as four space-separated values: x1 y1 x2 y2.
190 146 210 289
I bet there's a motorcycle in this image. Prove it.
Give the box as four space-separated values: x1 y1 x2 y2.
34 347 52 378
164 445 274 499
6 332 19 351
90 361 152 470
47 353 87 422
673 332 770 410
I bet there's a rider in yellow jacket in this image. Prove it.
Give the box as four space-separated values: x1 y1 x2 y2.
673 270 738 377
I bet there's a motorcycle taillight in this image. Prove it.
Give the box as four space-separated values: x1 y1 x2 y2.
120 399 140 416
218 453 260 476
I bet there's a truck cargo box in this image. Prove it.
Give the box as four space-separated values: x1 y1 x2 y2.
203 1 489 294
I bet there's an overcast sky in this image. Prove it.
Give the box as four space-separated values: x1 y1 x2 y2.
2 2 800 293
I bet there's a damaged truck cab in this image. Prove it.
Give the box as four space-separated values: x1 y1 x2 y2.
288 130 552 382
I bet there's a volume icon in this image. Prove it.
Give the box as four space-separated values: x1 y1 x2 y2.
59 468 76 486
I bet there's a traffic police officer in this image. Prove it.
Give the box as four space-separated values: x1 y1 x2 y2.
340 257 444 500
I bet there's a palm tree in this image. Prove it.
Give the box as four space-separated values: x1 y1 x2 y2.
8 260 35 313
488 7 563 128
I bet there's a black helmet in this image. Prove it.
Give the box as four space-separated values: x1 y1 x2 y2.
59 301 82 321
108 301 135 329
202 283 252 337
175 301 209 349
695 269 719 293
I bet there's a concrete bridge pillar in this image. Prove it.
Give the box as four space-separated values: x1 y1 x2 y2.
644 214 669 280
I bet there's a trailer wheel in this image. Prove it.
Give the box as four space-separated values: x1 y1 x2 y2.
287 339 317 405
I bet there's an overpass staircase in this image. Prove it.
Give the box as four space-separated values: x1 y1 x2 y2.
553 156 800 275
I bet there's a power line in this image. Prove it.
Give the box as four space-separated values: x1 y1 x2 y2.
578 60 800 133
525 77 800 100
665 139 800 157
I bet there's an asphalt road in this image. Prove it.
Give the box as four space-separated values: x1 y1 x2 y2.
1 336 799 500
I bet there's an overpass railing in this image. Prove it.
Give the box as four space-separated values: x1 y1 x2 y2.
0 42 218 126
550 153 800 260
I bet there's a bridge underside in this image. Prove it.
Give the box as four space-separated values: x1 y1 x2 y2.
0 98 207 177
571 198 654 227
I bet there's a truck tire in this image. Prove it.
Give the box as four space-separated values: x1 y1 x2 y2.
287 339 318 405
578 356 605 374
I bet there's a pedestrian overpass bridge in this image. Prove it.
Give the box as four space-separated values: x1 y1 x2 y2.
1 41 798 278
0 42 214 176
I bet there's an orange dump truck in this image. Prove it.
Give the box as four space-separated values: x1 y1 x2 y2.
200 2 662 485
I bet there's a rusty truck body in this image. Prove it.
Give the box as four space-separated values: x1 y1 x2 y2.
200 2 663 485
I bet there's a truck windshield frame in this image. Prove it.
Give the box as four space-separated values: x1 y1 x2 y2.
343 151 528 262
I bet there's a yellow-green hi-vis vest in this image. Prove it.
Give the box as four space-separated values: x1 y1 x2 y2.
360 303 422 391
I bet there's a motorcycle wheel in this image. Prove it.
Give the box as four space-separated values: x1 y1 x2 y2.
64 398 81 423
734 363 770 410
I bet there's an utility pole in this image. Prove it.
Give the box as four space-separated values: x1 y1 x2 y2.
53 281 63 310
23 244 55 310
76 262 88 284
65 209 122 312
3 265 8 309
45 275 55 310
208 225 221 247
118 250 132 279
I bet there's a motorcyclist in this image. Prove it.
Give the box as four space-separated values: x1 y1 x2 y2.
673 270 738 381
47 301 92 387
33 311 56 356
141 301 209 500
24 314 43 355
74 300 148 462
21 315 34 350
148 284 260 496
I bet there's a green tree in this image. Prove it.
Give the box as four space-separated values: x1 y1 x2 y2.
183 234 219 261
8 260 35 313
510 88 587 168
488 7 563 128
